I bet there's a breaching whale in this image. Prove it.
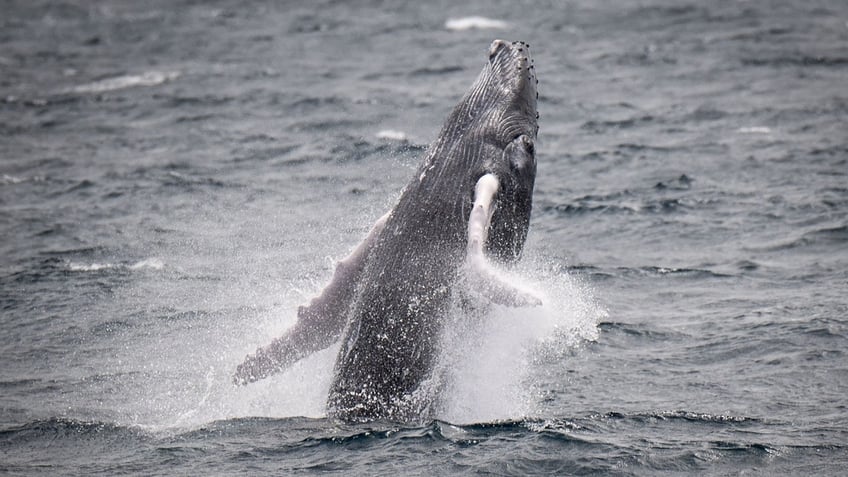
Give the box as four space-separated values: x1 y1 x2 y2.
235 39 539 421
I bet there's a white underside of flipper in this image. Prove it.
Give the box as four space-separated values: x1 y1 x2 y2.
465 174 542 307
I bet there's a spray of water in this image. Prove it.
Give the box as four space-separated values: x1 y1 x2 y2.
435 257 604 424
95 258 601 432
78 199 604 432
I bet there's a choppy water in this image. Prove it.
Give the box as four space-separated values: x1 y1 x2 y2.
2 0 847 475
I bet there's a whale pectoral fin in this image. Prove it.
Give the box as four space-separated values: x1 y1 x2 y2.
234 211 391 385
465 174 542 307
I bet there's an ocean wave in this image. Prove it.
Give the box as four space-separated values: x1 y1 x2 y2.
66 258 164 273
624 266 732 278
0 174 46 185
1 174 25 185
231 144 300 164
65 71 179 94
89 319 136 337
287 95 347 113
67 262 116 272
183 413 775 465
162 171 230 188
809 145 848 160
580 115 655 133
525 411 764 441
307 134 425 163
556 264 618 282
0 417 148 443
444 16 509 31
0 410 770 445
2 415 838 475
408 65 464 76
558 265 733 283
605 410 758 424
598 321 690 341
754 224 848 252
741 55 848 67
737 126 773 134
375 129 409 142
129 258 165 270
569 143 679 163
653 174 694 190
546 197 690 216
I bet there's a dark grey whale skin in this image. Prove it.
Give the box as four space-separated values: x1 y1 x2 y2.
235 40 538 422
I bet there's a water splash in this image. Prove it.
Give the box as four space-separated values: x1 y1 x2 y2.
437 258 604 424
90 245 602 432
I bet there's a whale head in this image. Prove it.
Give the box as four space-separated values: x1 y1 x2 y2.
460 40 539 262
436 39 538 153
482 39 539 141
412 40 539 262
478 40 538 262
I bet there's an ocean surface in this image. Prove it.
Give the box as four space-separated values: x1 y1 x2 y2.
2 0 847 475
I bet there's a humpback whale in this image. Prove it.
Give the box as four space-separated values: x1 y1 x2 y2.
235 39 539 421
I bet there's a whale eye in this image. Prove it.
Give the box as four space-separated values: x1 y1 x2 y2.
520 135 535 155
508 135 536 173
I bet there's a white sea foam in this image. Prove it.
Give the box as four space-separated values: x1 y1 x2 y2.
1 174 25 185
67 258 164 272
67 71 179 94
1 173 46 185
68 262 116 272
375 129 409 141
129 258 165 270
445 16 509 31
737 126 772 134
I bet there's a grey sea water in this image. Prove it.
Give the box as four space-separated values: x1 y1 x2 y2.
1 0 847 475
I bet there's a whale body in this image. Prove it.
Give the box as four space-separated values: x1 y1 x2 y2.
235 39 540 421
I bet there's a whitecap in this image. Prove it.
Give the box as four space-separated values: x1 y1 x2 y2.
67 258 164 272
129 258 165 270
737 126 772 134
66 71 179 94
68 262 116 272
1 174 25 185
375 129 408 141
445 16 509 31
